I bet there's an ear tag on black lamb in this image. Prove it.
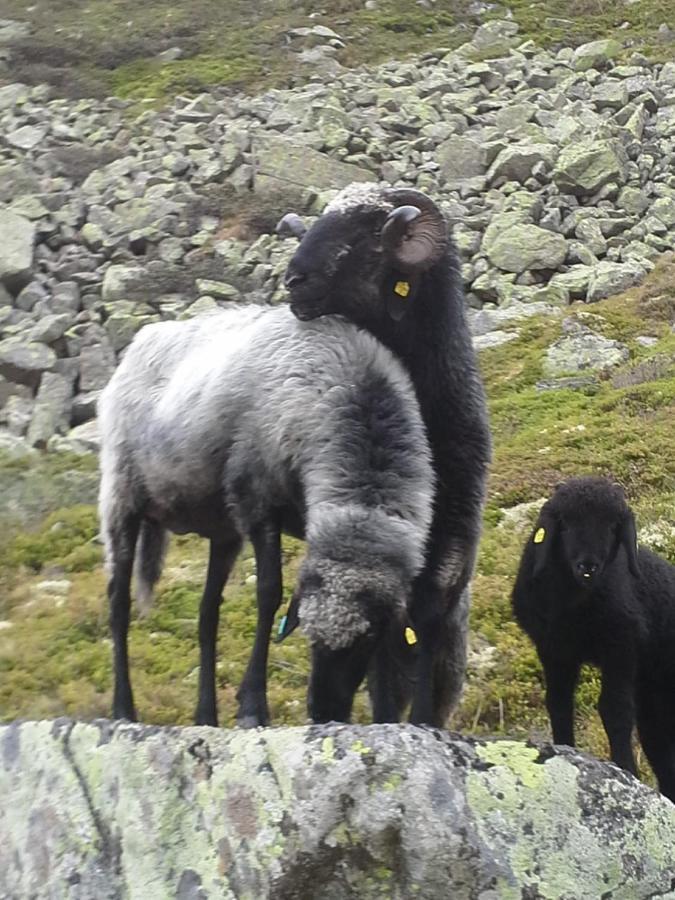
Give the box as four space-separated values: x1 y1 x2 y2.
533 527 546 544
404 626 418 646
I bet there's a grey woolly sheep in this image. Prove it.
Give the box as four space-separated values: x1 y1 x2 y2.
98 305 434 727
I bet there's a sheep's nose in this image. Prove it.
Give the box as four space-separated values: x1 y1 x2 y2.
285 271 307 289
577 560 598 579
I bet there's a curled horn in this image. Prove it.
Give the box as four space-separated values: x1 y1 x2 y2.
381 189 447 271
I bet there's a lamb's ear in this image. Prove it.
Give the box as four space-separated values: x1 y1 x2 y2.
531 508 558 578
275 213 307 239
619 512 641 578
381 201 446 271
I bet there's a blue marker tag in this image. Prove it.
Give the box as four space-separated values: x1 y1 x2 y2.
277 614 288 638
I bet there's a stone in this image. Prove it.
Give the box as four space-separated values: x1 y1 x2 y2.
15 281 46 312
650 197 675 228
617 186 650 216
253 134 374 195
48 419 100 454
5 396 34 436
29 314 74 345
6 125 48 151
473 330 520 350
436 135 487 182
572 39 622 71
0 341 56 389
587 260 647 301
487 143 558 185
0 83 29 110
79 343 117 392
544 321 629 375
2 721 675 899
0 212 35 293
194 279 240 301
101 265 144 303
553 140 627 196
550 266 595 299
26 373 73 448
592 81 629 110
575 219 607 257
485 225 567 273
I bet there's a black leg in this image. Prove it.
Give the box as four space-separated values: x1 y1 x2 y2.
637 687 675 800
541 655 580 748
194 538 241 727
109 514 141 721
236 521 282 728
368 625 412 724
409 535 474 728
598 660 637 775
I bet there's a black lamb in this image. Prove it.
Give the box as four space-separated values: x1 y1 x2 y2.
280 183 492 727
512 476 675 801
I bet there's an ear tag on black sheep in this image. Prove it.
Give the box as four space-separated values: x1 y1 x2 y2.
533 527 546 544
404 626 418 646
394 280 411 298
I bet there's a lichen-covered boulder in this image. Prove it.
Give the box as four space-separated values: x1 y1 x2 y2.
553 139 627 196
1 721 674 900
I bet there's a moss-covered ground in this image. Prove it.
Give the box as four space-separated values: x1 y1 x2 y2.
1 0 674 104
1 258 673 794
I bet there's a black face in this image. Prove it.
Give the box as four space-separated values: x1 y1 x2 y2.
307 631 379 724
557 516 621 590
532 478 640 588
284 210 389 323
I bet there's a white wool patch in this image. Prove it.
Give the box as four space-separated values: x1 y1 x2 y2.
324 181 393 216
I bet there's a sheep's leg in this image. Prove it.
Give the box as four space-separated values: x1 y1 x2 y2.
637 688 675 800
637 687 675 800
409 553 472 728
368 626 412 723
109 514 141 721
236 521 282 728
598 661 637 775
195 538 242 727
541 655 580 748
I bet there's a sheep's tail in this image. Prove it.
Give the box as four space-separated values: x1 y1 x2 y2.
134 520 169 616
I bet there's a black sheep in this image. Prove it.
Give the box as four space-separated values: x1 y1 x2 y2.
512 476 675 801
280 183 492 727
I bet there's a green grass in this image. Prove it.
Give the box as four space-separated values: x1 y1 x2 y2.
2 0 674 103
1 257 673 795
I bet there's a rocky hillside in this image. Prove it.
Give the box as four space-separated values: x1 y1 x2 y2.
0 12 674 790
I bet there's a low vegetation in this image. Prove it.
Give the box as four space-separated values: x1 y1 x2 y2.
1 259 673 791
2 0 674 103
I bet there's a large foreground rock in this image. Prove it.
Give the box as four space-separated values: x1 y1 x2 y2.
1 721 674 899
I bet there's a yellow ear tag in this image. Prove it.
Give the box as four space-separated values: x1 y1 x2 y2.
533 528 546 544
394 280 410 298
404 626 418 646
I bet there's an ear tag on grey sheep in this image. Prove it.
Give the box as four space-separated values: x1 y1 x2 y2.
275 597 300 643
